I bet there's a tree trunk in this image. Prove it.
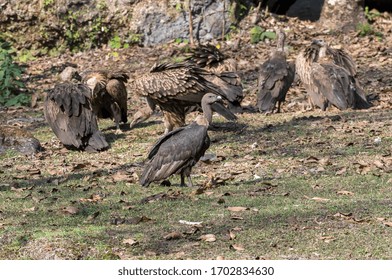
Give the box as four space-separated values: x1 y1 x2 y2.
318 0 366 32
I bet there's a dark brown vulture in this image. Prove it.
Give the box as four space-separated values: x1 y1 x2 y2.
44 82 109 152
140 93 221 187
186 44 243 113
256 30 295 114
296 39 370 110
81 70 129 131
129 61 236 134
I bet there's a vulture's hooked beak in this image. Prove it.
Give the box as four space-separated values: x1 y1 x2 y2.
130 106 155 128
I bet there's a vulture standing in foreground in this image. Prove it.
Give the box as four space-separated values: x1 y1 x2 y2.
186 44 244 113
129 61 237 134
81 70 129 131
256 30 295 114
296 39 370 110
44 82 109 152
140 93 221 187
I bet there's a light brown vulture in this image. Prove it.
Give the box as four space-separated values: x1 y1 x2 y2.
81 70 129 131
256 30 295 114
140 93 221 187
296 39 370 110
44 82 109 152
129 61 236 134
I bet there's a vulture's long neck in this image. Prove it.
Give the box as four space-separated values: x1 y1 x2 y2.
276 31 286 53
201 99 213 124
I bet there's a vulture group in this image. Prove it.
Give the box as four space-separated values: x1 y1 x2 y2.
43 29 372 187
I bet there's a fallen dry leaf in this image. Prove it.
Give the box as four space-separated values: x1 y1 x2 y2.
320 236 336 243
336 190 354 196
85 211 100 222
123 238 138 246
24 206 38 212
127 216 152 225
382 221 392 227
111 171 134 183
72 163 89 171
199 234 216 242
230 244 245 251
61 206 79 215
79 194 104 203
179 220 203 226
164 231 183 240
335 167 347 175
227 206 249 212
231 214 244 220
229 230 236 240
334 212 353 218
305 196 330 202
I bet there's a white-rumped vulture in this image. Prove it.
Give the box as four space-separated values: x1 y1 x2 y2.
129 61 236 134
44 82 108 151
257 30 295 114
140 93 221 187
81 70 129 131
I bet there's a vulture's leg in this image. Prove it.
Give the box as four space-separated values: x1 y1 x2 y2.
163 113 174 135
276 101 281 113
186 175 194 188
180 171 194 187
110 102 122 132
180 173 187 187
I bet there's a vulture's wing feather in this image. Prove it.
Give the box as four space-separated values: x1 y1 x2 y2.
132 62 225 101
147 126 186 159
257 53 295 112
106 78 128 123
327 48 357 76
141 123 209 186
311 63 354 110
44 82 108 151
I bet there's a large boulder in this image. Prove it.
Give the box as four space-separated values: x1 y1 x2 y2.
0 125 42 155
0 0 233 50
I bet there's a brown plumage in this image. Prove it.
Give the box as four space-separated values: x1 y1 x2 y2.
296 39 370 110
186 44 243 113
186 44 238 73
81 70 129 130
44 82 108 152
129 61 236 133
140 93 221 187
257 30 295 114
